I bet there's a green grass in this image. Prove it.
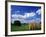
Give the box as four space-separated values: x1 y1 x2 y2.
11 24 41 32
11 24 29 32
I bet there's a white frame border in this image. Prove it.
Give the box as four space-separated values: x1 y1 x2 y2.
7 2 44 35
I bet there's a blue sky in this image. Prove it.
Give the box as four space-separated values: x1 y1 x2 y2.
11 5 41 23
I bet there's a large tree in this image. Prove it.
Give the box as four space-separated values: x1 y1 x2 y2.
14 20 21 26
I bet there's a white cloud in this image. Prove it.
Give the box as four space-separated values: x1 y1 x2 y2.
36 9 41 15
11 14 26 23
11 12 36 23
12 12 36 19
12 14 26 19
29 18 41 24
25 12 36 17
27 18 41 23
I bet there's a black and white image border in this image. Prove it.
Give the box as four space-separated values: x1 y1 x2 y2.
7 2 45 35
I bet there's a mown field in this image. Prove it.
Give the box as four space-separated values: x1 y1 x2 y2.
11 23 41 32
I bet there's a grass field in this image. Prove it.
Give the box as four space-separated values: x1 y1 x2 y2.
11 24 29 31
11 23 41 32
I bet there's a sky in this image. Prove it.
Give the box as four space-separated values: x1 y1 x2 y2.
11 5 41 23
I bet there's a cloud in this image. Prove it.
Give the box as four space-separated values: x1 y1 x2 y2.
11 18 24 23
36 9 41 15
12 12 36 19
12 14 26 19
25 12 36 17
11 12 36 23
27 18 41 23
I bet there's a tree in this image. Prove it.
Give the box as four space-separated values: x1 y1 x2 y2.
14 20 21 26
